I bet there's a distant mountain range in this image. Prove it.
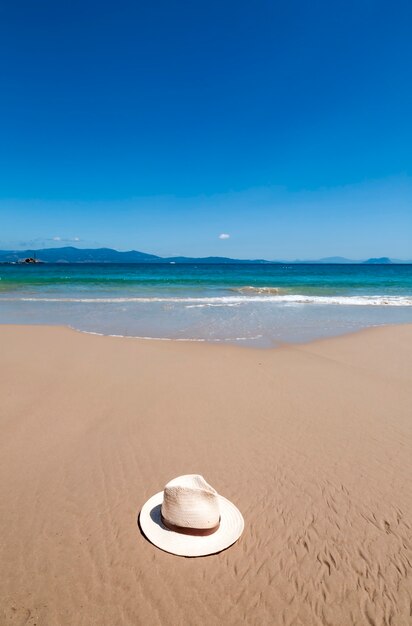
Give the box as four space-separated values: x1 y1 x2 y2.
0 247 269 264
0 247 411 264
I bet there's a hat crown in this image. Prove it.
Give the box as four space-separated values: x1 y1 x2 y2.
161 474 220 529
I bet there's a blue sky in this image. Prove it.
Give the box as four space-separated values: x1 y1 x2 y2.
1 0 411 258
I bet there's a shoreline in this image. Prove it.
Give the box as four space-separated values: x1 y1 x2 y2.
71 319 412 351
1 319 412 351
1 261 412 348
1 323 411 625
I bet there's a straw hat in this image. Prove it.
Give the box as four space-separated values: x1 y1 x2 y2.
139 474 244 557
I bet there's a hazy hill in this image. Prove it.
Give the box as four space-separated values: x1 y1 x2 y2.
290 256 356 264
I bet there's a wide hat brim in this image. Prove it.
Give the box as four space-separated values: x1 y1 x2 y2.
139 491 244 557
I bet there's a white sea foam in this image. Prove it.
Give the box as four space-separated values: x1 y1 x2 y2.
185 302 241 308
71 326 264 343
230 286 283 295
3 295 412 306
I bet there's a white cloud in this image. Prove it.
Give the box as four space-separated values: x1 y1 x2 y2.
52 236 81 243
219 233 230 239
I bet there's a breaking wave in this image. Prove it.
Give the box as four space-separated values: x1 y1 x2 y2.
1 295 412 306
229 286 283 295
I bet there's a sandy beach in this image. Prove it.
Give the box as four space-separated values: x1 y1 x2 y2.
0 324 411 626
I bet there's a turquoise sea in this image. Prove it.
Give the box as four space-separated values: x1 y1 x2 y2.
1 263 411 346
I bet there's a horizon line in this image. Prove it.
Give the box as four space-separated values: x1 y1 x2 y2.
0 245 411 263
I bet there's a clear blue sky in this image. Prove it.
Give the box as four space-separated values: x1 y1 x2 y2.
1 0 411 259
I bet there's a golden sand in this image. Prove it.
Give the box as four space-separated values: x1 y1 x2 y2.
0 324 411 625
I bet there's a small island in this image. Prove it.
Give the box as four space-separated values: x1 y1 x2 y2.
363 257 392 264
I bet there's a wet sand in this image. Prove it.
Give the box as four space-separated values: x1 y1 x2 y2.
0 324 411 625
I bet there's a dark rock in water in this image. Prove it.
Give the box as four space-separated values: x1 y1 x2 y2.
19 257 44 264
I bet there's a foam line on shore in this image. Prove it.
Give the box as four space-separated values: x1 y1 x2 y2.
73 326 264 343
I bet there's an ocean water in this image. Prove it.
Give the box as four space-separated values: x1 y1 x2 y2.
0 263 411 346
